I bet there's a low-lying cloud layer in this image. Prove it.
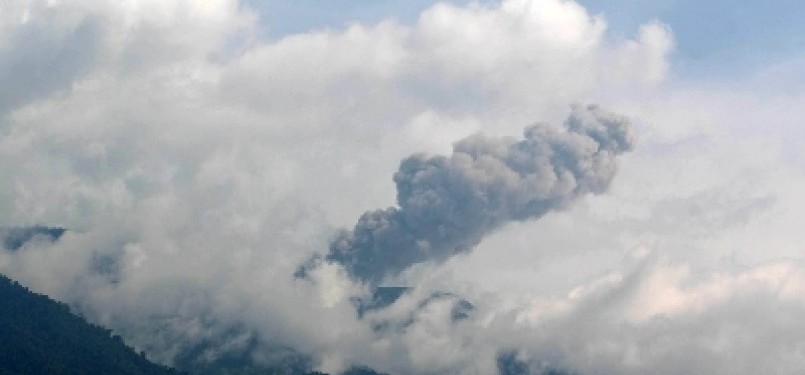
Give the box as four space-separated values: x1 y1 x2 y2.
326 105 634 283
2 0 805 374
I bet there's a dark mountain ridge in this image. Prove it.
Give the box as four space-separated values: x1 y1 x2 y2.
0 273 184 375
0 226 65 251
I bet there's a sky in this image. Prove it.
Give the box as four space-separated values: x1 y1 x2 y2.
1 1 805 374
248 0 805 79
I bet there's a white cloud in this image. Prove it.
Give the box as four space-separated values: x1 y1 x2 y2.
3 0 805 374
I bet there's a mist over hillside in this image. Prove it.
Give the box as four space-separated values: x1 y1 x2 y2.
0 273 183 375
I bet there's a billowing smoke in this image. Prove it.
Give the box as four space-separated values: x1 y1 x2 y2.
325 105 635 284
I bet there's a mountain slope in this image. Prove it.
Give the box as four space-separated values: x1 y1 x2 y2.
0 273 184 375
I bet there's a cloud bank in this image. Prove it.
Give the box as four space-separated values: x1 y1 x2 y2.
2 0 805 374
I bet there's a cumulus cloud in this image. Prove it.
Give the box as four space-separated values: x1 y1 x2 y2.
496 258 805 375
0 2 100 115
2 0 805 374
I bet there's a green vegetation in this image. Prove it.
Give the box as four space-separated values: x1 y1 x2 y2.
0 273 184 375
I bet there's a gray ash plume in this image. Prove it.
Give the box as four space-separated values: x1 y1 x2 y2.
322 105 635 284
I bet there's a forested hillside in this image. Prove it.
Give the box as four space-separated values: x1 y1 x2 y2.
0 273 184 375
